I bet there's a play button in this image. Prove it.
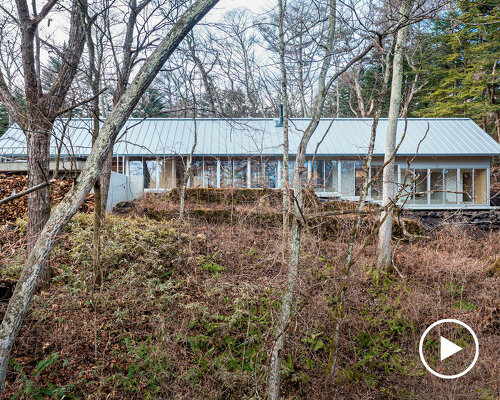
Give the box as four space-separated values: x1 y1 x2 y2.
419 319 479 379
440 336 462 361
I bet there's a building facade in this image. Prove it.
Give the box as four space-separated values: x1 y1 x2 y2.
1 118 499 209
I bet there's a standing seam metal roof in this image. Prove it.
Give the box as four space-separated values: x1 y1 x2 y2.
0 118 499 158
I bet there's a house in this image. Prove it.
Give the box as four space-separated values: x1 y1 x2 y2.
1 117 499 210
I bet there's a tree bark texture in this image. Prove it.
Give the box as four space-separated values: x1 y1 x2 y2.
268 1 336 398
0 0 220 389
376 0 412 270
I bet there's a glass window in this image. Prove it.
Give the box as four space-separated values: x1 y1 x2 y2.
341 161 355 196
312 160 326 192
145 160 159 189
204 159 217 188
325 160 338 192
414 169 428 204
128 161 143 176
266 160 278 188
370 166 383 200
355 161 365 196
430 169 444 204
461 169 473 203
220 159 247 188
400 168 414 204
288 161 295 184
188 160 204 188
233 160 247 188
220 160 232 188
474 169 487 204
251 159 267 188
444 169 457 204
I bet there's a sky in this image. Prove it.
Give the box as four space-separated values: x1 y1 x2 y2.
207 0 274 21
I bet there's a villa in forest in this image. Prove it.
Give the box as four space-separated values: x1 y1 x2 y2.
0 117 499 210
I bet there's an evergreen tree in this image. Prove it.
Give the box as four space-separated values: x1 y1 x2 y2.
132 88 170 118
0 103 8 136
417 0 500 140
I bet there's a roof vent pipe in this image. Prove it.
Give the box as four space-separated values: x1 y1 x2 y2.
275 104 284 127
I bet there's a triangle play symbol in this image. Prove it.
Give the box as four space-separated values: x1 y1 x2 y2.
440 336 462 361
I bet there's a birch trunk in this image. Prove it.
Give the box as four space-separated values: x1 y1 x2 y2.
268 2 336 398
376 0 412 271
278 0 290 236
179 113 198 226
0 0 219 389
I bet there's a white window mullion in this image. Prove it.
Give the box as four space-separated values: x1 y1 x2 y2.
487 167 491 205
155 158 159 190
472 169 475 204
338 160 342 195
427 168 431 205
216 159 221 189
247 158 251 188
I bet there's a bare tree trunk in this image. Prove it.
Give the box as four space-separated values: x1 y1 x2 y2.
325 41 393 383
268 2 336 398
0 0 219 389
270 2 289 393
179 113 197 226
376 0 412 271
278 0 290 236
26 123 51 248
100 0 153 215
82 5 104 286
27 122 52 285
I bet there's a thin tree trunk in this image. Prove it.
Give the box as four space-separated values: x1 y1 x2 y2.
179 113 197 226
268 2 336 398
270 2 289 395
279 0 290 236
376 0 412 271
0 0 219 389
325 41 393 382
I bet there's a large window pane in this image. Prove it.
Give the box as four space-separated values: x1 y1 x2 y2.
145 160 159 189
251 159 267 188
474 169 487 204
266 161 278 188
414 169 428 204
355 161 365 196
461 169 473 203
233 160 247 188
188 160 204 188
288 161 295 184
430 169 443 204
370 166 383 200
444 169 457 204
220 160 233 188
401 168 414 204
220 159 247 188
204 159 217 188
325 160 338 191
341 161 355 196
312 160 326 192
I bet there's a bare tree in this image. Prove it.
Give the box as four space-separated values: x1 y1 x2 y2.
376 0 413 270
0 0 87 269
0 0 220 389
268 1 337 398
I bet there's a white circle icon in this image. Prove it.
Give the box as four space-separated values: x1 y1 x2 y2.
419 319 479 379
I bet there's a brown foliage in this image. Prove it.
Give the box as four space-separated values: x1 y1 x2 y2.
0 194 498 399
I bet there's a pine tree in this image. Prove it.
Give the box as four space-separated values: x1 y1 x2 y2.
418 0 500 140
0 103 8 136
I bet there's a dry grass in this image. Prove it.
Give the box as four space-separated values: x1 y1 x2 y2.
0 194 498 399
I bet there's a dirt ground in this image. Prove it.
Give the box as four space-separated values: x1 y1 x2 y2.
0 193 498 399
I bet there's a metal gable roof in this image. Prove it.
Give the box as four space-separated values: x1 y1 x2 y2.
1 117 499 158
